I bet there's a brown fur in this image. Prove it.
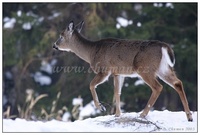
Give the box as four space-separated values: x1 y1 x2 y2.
53 21 193 121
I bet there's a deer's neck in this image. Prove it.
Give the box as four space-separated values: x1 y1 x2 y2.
70 31 95 64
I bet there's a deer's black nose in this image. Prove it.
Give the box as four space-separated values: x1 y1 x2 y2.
53 44 58 50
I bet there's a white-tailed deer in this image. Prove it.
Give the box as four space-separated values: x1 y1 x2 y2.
53 21 193 121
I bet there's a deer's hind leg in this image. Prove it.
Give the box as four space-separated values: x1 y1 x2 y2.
157 69 193 122
138 73 163 118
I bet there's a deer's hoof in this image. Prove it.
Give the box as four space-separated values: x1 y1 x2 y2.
99 103 106 112
188 118 193 122
187 112 193 122
140 112 147 118
187 115 193 122
115 113 121 117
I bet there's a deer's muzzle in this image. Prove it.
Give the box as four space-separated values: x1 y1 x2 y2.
53 44 58 50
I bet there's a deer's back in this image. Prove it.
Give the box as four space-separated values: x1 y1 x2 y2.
90 38 169 74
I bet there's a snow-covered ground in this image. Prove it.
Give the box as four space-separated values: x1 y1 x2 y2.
3 110 197 132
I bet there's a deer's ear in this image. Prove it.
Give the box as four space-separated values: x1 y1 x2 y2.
67 21 74 33
76 21 84 33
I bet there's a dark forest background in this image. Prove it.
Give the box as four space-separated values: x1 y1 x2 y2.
3 3 197 121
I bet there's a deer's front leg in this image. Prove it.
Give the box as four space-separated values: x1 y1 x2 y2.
113 75 124 117
90 72 110 111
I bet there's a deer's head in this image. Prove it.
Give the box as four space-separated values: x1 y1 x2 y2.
53 21 84 51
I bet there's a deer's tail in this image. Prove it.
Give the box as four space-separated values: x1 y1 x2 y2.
161 46 175 67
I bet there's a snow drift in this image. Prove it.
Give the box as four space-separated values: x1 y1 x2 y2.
3 110 197 132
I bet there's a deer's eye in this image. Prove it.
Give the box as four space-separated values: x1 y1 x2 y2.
60 35 64 40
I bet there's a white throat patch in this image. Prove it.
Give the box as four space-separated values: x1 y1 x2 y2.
58 48 71 52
